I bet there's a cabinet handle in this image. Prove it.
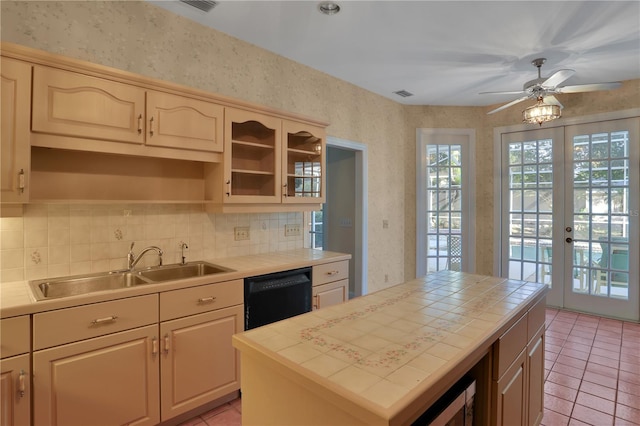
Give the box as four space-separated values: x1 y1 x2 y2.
283 183 288 197
313 295 319 310
18 370 25 398
326 270 339 276
137 114 142 134
149 116 154 136
152 337 158 355
226 180 231 197
18 169 25 194
197 296 216 304
90 315 118 325
163 334 170 354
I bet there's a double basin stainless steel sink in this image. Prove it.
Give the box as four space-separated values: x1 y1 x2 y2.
29 261 234 301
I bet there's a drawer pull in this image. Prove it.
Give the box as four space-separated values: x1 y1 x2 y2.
18 370 25 397
152 337 158 355
197 296 217 304
90 315 118 325
326 270 339 276
163 334 170 354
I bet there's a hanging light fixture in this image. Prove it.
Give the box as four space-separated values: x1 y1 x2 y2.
522 96 561 126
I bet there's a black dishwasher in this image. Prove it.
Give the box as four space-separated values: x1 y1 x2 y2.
244 267 312 330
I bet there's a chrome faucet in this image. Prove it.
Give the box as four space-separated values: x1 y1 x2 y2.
179 242 189 265
127 242 163 270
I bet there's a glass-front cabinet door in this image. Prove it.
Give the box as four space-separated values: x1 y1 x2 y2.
223 108 281 203
282 120 325 204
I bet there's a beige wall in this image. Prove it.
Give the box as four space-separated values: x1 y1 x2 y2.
2 1 639 289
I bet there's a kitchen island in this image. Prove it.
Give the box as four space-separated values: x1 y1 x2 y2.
232 271 548 425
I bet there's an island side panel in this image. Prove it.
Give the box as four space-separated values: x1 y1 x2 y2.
239 352 385 426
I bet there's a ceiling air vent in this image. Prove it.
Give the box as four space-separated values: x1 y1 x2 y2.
393 90 414 98
180 0 218 12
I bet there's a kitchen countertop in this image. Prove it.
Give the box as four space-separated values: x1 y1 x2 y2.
0 249 350 318
232 270 548 425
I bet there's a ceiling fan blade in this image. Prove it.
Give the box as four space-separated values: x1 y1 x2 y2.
545 95 564 110
479 90 527 96
555 82 622 93
541 69 576 88
487 96 531 115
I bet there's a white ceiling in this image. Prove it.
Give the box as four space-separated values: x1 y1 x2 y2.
150 0 640 107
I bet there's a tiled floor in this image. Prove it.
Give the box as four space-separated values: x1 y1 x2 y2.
181 309 640 426
543 308 640 426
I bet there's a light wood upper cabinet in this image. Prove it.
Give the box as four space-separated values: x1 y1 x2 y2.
282 120 325 204
146 90 223 152
32 65 146 145
32 65 224 154
1 58 31 203
223 108 282 203
219 108 326 208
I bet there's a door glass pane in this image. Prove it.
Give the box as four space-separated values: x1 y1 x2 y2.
426 144 463 272
507 139 553 284
571 130 630 299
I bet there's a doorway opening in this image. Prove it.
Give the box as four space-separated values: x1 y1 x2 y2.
306 137 368 298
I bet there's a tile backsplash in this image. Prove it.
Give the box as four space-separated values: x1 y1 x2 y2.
0 204 304 283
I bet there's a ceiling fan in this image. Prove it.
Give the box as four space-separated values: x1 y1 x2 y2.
481 58 622 115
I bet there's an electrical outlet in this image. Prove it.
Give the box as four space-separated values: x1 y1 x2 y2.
234 226 250 241
284 224 301 237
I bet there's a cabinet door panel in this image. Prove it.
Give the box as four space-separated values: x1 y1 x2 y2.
33 325 159 426
527 328 545 426
494 349 526 426
160 305 242 420
32 66 145 145
1 58 31 203
146 91 223 152
224 108 282 203
313 279 347 310
0 354 30 426
282 120 325 204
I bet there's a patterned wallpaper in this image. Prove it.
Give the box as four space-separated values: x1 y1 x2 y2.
1 1 638 289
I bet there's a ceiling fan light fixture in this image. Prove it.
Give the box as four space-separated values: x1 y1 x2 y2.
522 97 561 126
318 2 341 15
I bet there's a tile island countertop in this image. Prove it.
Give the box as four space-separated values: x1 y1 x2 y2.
232 270 548 426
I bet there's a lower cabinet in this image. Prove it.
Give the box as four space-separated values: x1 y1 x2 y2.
33 325 160 426
159 279 244 421
526 327 545 426
494 349 527 426
160 305 243 420
0 354 30 426
312 260 349 309
1 315 31 426
491 297 546 426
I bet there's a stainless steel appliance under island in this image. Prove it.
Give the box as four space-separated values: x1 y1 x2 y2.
232 271 549 426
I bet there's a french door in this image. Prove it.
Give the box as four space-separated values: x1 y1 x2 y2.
501 117 639 321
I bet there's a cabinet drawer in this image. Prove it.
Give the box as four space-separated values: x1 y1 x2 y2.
527 297 546 343
0 316 30 358
33 294 158 350
160 279 243 322
312 260 349 286
493 313 527 380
